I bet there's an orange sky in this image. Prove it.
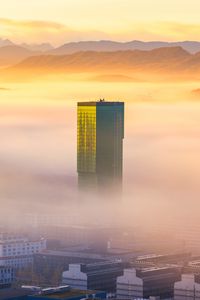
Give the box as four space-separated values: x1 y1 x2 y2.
1 0 200 45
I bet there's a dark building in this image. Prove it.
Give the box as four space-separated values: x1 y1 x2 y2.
34 249 107 271
0 266 14 289
62 262 124 293
33 250 108 285
33 225 112 252
77 100 124 194
33 247 131 286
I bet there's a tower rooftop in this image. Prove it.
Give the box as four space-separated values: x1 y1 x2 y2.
78 99 124 106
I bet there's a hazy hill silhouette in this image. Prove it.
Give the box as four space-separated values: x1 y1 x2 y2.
0 38 14 48
0 45 41 67
49 40 200 55
3 46 200 81
11 47 190 71
2 39 200 69
20 43 54 52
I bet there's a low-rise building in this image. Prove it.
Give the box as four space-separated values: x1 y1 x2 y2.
133 253 191 267
0 233 46 269
0 266 14 288
117 267 181 299
62 262 124 293
174 273 200 300
34 249 107 285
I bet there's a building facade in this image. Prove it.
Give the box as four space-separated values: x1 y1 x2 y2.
77 100 124 194
62 262 124 292
174 274 200 300
0 266 14 288
116 267 181 299
0 233 46 269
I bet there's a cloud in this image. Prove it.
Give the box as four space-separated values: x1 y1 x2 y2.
1 18 200 45
0 87 10 91
0 18 67 31
147 22 200 41
118 21 200 41
0 18 110 45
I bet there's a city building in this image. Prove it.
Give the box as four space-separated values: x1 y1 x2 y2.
34 249 107 273
77 100 124 194
32 225 114 251
132 253 191 268
185 260 200 274
0 233 46 269
34 246 132 286
0 266 14 288
174 273 200 300
62 262 124 293
116 267 181 299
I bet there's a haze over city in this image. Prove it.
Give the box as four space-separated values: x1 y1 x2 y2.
1 1 200 299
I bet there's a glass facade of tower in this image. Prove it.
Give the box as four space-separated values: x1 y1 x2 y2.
77 101 124 193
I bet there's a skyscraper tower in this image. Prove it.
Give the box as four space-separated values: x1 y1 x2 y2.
77 100 124 195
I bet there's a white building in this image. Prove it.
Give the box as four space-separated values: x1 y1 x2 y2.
0 233 46 269
117 267 180 300
0 266 14 287
117 268 143 299
174 274 200 300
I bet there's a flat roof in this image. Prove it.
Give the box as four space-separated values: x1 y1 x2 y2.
78 100 124 106
122 266 180 274
35 249 107 260
189 260 200 266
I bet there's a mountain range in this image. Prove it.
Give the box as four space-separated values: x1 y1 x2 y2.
48 40 200 55
1 46 200 82
14 46 190 70
0 45 40 67
2 39 200 68
2 39 200 81
0 38 14 47
2 39 200 54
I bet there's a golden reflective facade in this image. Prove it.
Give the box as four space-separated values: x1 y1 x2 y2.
77 101 124 193
77 104 97 189
77 105 96 173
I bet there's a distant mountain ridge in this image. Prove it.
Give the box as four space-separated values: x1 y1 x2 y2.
49 40 200 55
2 39 200 68
2 39 200 55
10 47 200 73
20 43 54 52
3 46 200 81
0 45 40 67
0 38 14 47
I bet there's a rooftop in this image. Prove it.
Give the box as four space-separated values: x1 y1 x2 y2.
36 249 108 261
141 266 177 272
78 99 124 106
